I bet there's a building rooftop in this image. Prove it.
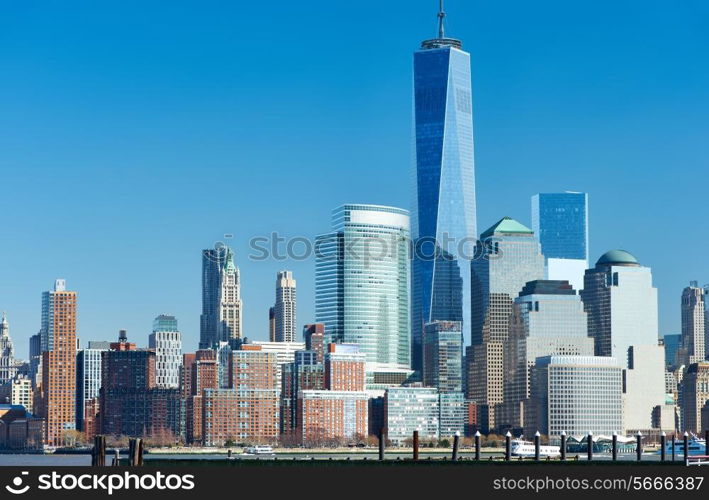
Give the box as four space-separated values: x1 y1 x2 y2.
596 249 639 267
519 280 576 297
481 217 534 239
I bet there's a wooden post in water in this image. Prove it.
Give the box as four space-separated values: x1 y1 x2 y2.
660 432 666 462
612 432 618 461
452 431 460 461
587 432 593 462
504 431 511 462
474 431 481 461
412 430 419 461
379 428 385 461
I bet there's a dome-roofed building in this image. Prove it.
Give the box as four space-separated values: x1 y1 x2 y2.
596 250 640 267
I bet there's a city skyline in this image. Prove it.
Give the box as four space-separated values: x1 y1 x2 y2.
2 1 709 356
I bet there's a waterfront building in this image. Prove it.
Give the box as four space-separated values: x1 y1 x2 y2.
202 388 279 446
149 314 182 389
501 280 594 431
39 279 77 446
580 250 658 367
439 392 466 438
411 3 478 375
680 362 709 433
466 217 544 431
200 245 242 348
281 351 324 433
423 320 463 393
0 405 43 451
315 204 411 378
297 390 368 446
230 348 278 390
274 271 297 342
384 386 439 446
623 344 667 432
531 192 589 291
76 343 107 431
528 356 623 437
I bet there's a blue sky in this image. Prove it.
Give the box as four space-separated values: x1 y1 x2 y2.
1 0 708 357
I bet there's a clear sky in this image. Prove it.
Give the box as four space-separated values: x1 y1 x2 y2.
1 0 708 357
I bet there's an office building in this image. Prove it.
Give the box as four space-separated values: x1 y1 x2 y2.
29 333 41 389
466 217 544 431
663 334 681 370
423 320 463 393
316 204 411 377
411 3 477 375
149 314 182 389
678 283 706 367
384 386 439 446
439 392 466 438
274 271 297 342
680 362 709 433
581 250 659 367
230 348 278 390
268 307 276 342
531 192 589 291
39 279 77 446
623 344 667 432
200 245 242 348
502 280 594 431
10 376 33 413
528 356 623 437
202 387 279 445
0 405 43 451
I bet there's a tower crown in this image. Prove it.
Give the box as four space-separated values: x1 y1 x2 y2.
421 0 462 50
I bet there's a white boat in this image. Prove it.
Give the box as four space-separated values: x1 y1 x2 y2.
659 437 706 457
242 445 274 456
511 439 560 458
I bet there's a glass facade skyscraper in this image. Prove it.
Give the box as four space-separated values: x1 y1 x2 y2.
315 205 411 376
200 245 242 349
411 6 477 374
532 192 589 291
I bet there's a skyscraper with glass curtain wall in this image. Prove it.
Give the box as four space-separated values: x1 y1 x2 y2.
411 3 477 374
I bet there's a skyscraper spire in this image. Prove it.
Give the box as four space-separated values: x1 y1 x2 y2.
438 0 446 39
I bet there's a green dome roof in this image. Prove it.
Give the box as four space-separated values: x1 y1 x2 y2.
596 249 639 267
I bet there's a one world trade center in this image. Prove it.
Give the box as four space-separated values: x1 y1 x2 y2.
411 1 477 373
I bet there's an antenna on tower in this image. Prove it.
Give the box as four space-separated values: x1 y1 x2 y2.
438 0 446 39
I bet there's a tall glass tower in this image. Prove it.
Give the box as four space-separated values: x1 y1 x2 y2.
412 2 477 374
531 192 589 291
315 204 411 377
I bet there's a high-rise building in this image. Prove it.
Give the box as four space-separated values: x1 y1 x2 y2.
663 334 682 370
466 217 544 431
678 283 706 367
528 355 624 437
623 344 667 432
297 390 368 446
384 386 440 446
324 344 366 392
439 392 466 438
76 344 108 432
281 351 324 434
316 204 411 377
100 332 180 439
531 192 589 291
0 312 17 385
274 271 297 342
268 307 276 342
581 250 659 367
10 376 33 413
501 280 594 431
202 388 279 446
423 320 463 393
39 279 77 446
28 333 41 389
411 3 477 375
680 362 709 433
303 323 325 362
200 245 242 348
705 285 709 361
149 315 182 389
